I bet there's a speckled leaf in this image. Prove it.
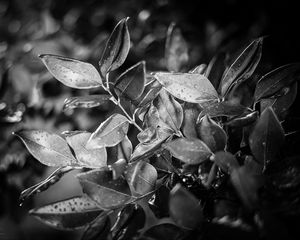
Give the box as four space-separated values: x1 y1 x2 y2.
66 132 107 168
86 114 129 149
39 54 102 89
13 130 76 167
182 103 200 139
197 115 227 152
63 94 110 111
212 151 239 174
169 184 203 229
29 196 102 230
154 72 219 104
114 61 146 100
163 138 212 165
205 52 226 90
249 107 285 167
254 63 300 102
126 161 157 196
165 23 189 72
99 17 130 78
77 169 133 209
220 38 263 97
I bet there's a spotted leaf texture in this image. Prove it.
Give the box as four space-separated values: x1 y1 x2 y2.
29 196 102 230
39 54 102 89
154 72 219 104
163 138 212 165
63 94 110 111
13 130 76 167
86 114 129 149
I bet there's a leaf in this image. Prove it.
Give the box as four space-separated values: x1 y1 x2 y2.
125 161 157 196
39 54 102 89
163 138 212 165
66 132 107 168
197 115 227 152
165 22 189 72
82 214 111 240
205 52 226 90
198 101 249 119
249 107 285 167
225 111 258 127
63 95 110 111
169 184 203 229
117 135 133 161
77 169 133 209
154 72 219 104
182 103 200 139
212 151 239 174
220 38 263 97
153 89 183 133
29 196 102 230
86 114 129 149
99 17 130 78
13 130 76 167
114 61 146 100
137 127 157 143
142 223 184 240
254 63 300 102
189 64 207 74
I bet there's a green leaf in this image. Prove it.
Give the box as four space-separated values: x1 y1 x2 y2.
82 214 111 240
153 89 183 133
197 115 227 152
13 130 76 167
249 107 285 167
117 135 133 162
39 54 102 89
66 131 107 168
163 138 212 165
125 161 157 196
205 52 226 90
154 72 219 104
99 17 130 78
86 114 129 149
220 38 263 97
29 196 102 230
182 103 200 139
169 184 203 229
77 169 133 209
212 151 239 174
114 61 146 100
165 22 189 72
63 94 110 111
254 63 300 102
137 127 157 143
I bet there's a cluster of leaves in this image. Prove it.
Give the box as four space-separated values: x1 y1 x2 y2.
14 17 300 240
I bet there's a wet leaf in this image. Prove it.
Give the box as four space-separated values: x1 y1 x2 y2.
114 61 146 100
197 115 227 152
66 132 107 168
82 214 111 240
249 107 285 167
141 223 184 240
126 161 157 196
13 130 76 167
254 63 300 102
77 169 133 209
63 94 110 111
220 38 263 97
169 184 203 229
165 22 189 72
205 52 226 90
212 151 239 174
154 72 219 104
163 138 212 165
29 196 102 230
182 103 200 139
99 17 130 78
39 54 102 89
86 114 129 149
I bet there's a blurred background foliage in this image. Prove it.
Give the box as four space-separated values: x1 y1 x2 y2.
0 0 299 239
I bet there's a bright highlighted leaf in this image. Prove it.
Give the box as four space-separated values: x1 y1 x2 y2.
125 161 157 196
39 54 102 89
29 196 102 230
165 22 189 72
99 17 130 78
163 138 212 165
114 61 146 100
169 184 203 229
66 131 107 168
154 72 219 104
249 107 285 167
86 114 129 149
77 169 133 209
13 130 76 167
63 94 110 111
